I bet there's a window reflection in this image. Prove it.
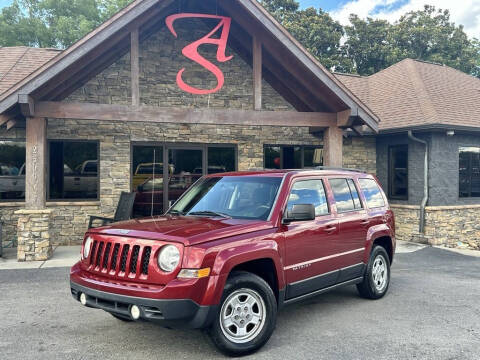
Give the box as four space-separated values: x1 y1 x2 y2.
0 140 26 200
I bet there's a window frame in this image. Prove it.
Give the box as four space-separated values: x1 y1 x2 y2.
263 144 323 169
0 138 27 203
284 177 330 218
328 177 364 214
47 139 100 202
459 145 480 198
388 144 409 200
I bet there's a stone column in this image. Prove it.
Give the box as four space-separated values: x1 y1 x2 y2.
16 209 53 261
16 117 53 261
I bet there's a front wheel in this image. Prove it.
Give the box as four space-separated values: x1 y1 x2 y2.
208 271 277 356
357 245 391 299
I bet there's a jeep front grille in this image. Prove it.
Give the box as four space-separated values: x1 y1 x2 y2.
89 240 152 277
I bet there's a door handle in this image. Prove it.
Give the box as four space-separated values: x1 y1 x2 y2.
324 225 337 233
361 220 370 226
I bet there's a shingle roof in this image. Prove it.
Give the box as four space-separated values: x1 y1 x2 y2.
0 47 61 97
335 58 480 131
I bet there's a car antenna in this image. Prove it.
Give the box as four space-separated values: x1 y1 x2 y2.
151 148 156 217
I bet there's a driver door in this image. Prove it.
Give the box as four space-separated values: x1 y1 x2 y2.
283 178 340 299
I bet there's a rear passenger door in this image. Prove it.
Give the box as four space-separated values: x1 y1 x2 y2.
283 178 340 298
327 178 368 278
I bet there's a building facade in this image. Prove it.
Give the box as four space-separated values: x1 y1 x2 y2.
0 0 478 261
0 0 378 261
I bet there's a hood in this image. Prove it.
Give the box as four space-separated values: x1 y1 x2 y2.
89 216 274 246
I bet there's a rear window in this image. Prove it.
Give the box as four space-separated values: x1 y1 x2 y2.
329 178 362 213
358 178 386 208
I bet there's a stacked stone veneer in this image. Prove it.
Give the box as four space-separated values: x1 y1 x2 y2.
391 205 480 249
343 136 376 174
15 209 53 261
67 18 293 111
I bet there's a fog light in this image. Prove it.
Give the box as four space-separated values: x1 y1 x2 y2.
79 293 87 306
130 305 141 320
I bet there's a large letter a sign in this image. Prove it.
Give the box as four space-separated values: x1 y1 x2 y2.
166 13 233 95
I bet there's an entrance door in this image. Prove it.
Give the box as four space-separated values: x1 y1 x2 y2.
165 147 204 209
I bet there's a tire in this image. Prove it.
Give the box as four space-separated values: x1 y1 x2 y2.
357 245 391 299
208 271 277 356
109 313 133 322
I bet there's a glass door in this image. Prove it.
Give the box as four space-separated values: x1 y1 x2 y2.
166 147 204 209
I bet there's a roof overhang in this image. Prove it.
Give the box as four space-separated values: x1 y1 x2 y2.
0 0 379 132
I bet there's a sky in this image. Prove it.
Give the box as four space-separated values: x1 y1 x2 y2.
0 0 478 38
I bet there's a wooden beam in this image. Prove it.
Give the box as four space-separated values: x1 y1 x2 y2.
19 94 35 117
0 114 12 126
323 126 343 167
6 119 17 130
337 109 353 128
253 36 262 110
35 101 338 128
131 28 140 106
25 117 47 209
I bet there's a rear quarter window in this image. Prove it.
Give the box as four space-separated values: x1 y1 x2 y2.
358 178 386 208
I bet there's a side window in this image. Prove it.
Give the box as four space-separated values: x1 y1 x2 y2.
329 178 358 213
358 178 386 208
287 179 329 216
347 178 363 209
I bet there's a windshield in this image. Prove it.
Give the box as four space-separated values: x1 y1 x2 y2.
170 176 283 220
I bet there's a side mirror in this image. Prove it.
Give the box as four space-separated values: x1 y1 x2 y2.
283 204 315 224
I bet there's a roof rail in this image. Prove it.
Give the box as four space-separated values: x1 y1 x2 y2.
314 166 365 173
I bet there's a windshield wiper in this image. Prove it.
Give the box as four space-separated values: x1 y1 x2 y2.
188 211 231 219
168 209 185 216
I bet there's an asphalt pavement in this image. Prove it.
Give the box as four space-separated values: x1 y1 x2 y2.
0 245 479 359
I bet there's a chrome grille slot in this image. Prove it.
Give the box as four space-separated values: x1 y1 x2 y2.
89 241 98 265
120 245 130 272
110 244 120 271
102 243 111 269
130 245 140 274
95 242 104 267
141 247 152 275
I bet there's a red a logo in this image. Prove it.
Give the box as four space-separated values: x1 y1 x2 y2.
166 13 233 95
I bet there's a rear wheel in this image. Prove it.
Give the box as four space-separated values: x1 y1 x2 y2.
357 245 391 299
208 271 277 356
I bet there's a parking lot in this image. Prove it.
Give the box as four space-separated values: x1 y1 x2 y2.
0 245 479 360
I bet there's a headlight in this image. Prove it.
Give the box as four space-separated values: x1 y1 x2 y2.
83 237 93 259
157 245 180 272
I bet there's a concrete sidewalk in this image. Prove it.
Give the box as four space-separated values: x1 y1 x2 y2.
0 246 81 270
0 241 478 270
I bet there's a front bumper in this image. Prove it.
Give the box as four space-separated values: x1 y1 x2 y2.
70 281 218 329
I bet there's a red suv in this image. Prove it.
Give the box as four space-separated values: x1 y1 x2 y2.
70 169 395 356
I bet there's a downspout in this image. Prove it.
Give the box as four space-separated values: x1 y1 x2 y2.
408 131 428 234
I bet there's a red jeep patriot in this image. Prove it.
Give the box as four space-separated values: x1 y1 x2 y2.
70 169 395 356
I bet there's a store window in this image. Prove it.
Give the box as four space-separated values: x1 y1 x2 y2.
0 140 26 200
264 145 323 169
132 144 236 217
459 146 480 198
49 141 99 200
388 145 408 200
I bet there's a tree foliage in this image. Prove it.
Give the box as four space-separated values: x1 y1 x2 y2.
0 0 478 77
0 0 133 48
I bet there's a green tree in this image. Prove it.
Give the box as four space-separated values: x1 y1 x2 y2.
343 15 399 75
344 5 480 76
0 0 133 48
262 0 353 72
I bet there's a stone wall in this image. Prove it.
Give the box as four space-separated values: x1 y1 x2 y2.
66 18 292 111
0 121 377 246
16 209 53 261
391 204 480 249
343 136 376 174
